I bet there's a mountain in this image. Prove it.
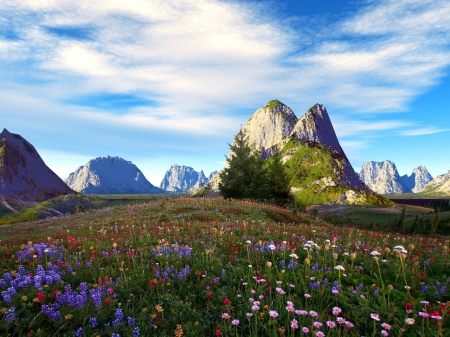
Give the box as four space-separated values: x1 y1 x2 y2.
400 166 433 193
160 165 217 192
359 161 434 194
359 161 411 194
197 101 387 205
189 170 218 193
0 128 75 208
65 156 164 194
420 170 450 196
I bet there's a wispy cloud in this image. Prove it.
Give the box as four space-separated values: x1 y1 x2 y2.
0 0 449 131
401 127 450 136
333 119 412 137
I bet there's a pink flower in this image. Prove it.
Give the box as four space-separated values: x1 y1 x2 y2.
291 319 299 329
309 310 318 318
302 327 310 334
345 321 354 328
381 330 389 336
315 331 325 337
326 321 336 328
381 323 391 330
269 310 279 318
222 313 230 319
313 321 323 328
231 319 240 326
332 307 342 315
336 317 346 324
370 313 380 321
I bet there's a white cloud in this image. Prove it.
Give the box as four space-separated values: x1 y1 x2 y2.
333 119 411 137
401 127 450 136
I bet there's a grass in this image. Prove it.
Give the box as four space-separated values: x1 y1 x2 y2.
0 196 449 336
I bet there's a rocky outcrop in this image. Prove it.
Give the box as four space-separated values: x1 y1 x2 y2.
188 170 218 193
65 156 164 194
400 166 433 193
160 165 211 192
421 170 450 196
359 161 410 194
0 128 75 205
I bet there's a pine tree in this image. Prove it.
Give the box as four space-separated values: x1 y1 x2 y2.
244 153 272 200
431 211 440 235
396 206 406 233
267 149 291 203
219 131 255 199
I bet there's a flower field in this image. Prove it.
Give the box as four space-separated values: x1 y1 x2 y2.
0 197 449 336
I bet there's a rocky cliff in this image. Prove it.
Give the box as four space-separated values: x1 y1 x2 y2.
0 128 75 208
420 170 450 196
400 166 433 193
65 156 164 194
160 165 212 192
359 161 410 194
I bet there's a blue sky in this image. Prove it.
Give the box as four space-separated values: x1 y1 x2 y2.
1 0 450 186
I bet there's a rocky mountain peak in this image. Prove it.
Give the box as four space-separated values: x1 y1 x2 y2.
0 129 75 203
360 160 411 194
65 156 163 194
289 104 344 156
160 165 208 192
239 100 298 159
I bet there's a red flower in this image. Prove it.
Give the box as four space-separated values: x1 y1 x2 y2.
104 298 110 306
206 292 211 298
223 298 230 306
52 290 58 300
98 277 102 285
215 329 222 336
149 280 154 288
61 262 66 269
161 278 166 283
108 287 114 294
37 292 45 303
405 302 412 310
104 275 109 285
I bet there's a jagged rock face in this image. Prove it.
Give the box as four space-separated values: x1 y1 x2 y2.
189 170 218 193
400 166 433 193
421 170 450 196
0 128 75 202
239 101 298 159
289 104 345 156
66 156 163 194
160 165 209 192
359 161 410 194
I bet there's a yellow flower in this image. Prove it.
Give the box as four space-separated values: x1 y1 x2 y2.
175 325 183 337
151 314 157 319
33 297 40 303
0 308 7 314
65 314 73 320
21 296 28 302
10 270 16 277
155 304 163 313
142 307 148 313
194 321 199 325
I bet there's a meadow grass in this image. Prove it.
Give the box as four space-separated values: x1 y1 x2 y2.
0 197 449 336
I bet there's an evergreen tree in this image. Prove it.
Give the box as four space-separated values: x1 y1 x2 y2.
267 149 291 203
219 130 253 199
396 206 406 233
431 211 440 235
418 215 426 234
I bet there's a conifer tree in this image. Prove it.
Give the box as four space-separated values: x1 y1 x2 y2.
219 131 254 199
267 149 291 203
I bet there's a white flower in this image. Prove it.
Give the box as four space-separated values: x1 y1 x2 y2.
269 245 276 250
289 253 299 259
370 251 381 256
335 265 345 271
404 318 415 325
393 245 405 251
245 240 251 244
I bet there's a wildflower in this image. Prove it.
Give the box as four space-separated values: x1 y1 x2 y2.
370 251 381 256
336 317 346 324
404 318 415 325
304 293 311 298
65 314 73 320
223 298 230 306
370 313 380 321
302 327 310 334
266 261 272 268
269 310 279 318
313 321 323 328
175 325 183 337
73 327 84 336
5 307 16 324
286 306 295 312
252 305 260 311
231 319 240 326
276 287 286 295
37 292 45 304
291 319 299 329
334 265 345 271
381 330 389 336
332 307 342 315
246 313 253 317
381 323 391 330
345 321 354 328
155 304 163 313
315 331 325 337
215 329 222 336
222 313 230 319
326 321 336 328
309 310 318 318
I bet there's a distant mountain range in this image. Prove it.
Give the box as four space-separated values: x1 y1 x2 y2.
359 161 433 194
159 164 217 193
0 128 74 211
65 156 164 194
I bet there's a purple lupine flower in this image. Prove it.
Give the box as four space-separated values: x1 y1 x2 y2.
5 307 16 324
